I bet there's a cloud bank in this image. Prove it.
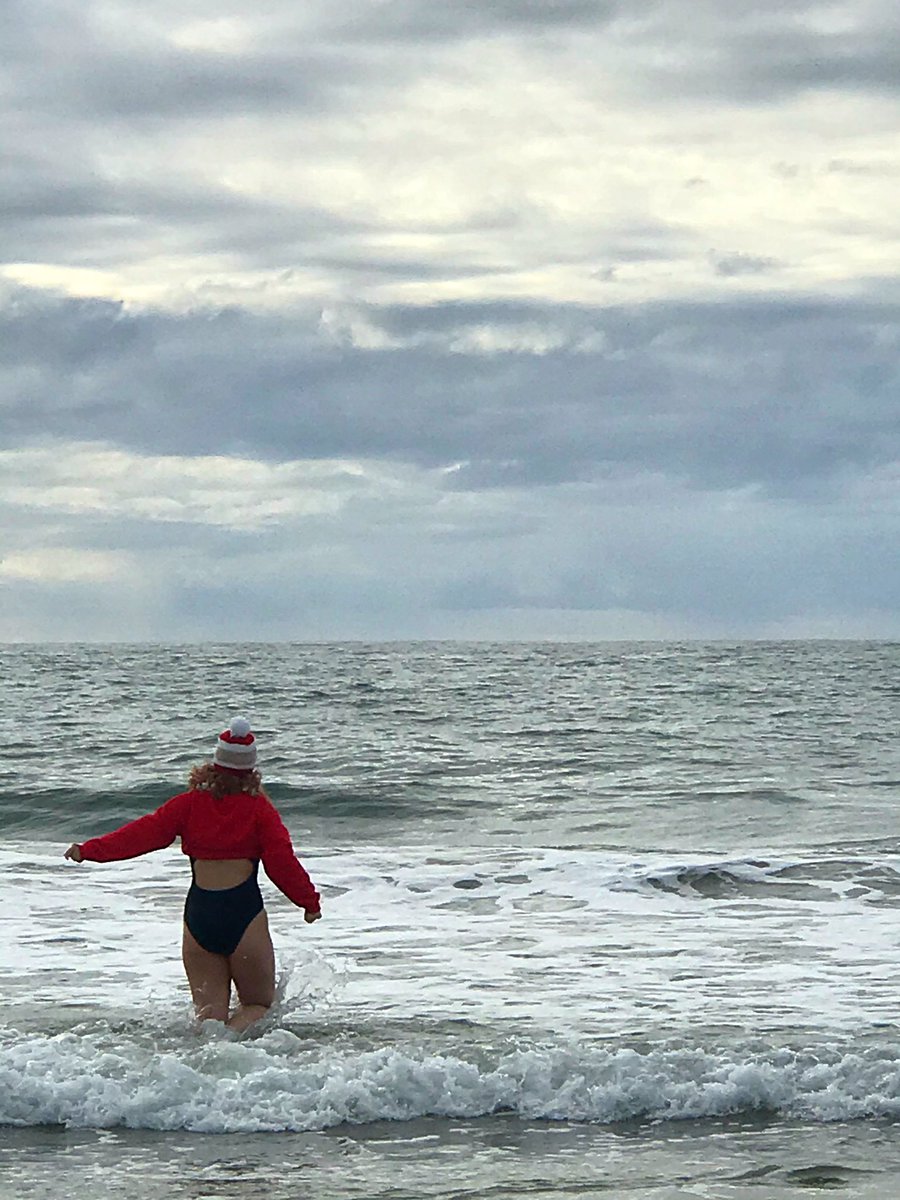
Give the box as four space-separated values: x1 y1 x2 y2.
2 0 899 639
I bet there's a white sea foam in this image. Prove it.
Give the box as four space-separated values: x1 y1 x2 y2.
6 841 900 1134
5 843 900 1035
4 1025 900 1132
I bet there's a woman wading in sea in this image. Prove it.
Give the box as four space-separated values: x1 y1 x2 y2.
65 718 321 1032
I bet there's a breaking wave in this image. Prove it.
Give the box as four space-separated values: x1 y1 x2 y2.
4 1027 900 1133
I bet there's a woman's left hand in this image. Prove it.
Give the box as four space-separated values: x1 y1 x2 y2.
64 844 83 863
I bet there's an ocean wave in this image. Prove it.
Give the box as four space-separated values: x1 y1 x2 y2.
0 786 178 837
4 1030 900 1133
1 782 423 837
614 856 900 905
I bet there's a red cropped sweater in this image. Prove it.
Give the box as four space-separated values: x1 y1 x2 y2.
78 788 320 913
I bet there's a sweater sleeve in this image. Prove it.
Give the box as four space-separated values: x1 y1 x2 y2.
257 797 321 912
79 793 189 863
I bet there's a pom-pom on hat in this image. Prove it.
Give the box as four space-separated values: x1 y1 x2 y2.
214 716 258 772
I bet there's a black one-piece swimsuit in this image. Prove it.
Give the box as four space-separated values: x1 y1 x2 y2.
183 858 264 956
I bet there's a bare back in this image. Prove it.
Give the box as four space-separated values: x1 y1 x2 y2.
192 858 256 889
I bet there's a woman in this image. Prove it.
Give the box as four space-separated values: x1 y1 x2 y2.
65 717 321 1032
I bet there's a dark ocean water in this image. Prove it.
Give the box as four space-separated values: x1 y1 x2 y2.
3 640 900 1198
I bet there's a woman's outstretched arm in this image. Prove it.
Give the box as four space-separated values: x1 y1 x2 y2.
67 793 189 863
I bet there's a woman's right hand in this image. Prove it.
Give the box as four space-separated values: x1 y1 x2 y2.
64 844 83 863
304 909 321 923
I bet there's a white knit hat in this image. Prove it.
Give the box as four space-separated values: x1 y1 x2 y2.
213 716 258 772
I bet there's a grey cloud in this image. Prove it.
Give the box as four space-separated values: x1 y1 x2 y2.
0 580 140 642
329 0 622 42
3 286 900 502
46 48 353 122
628 7 900 101
0 194 531 302
4 0 894 146
0 157 111 222
432 491 900 626
2 4 398 129
0 148 390 276
322 0 900 104
0 0 895 290
746 32 900 97
310 257 506 283
712 253 781 277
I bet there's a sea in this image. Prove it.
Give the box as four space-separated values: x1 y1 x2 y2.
2 640 900 1199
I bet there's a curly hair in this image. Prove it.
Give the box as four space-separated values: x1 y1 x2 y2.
188 762 265 798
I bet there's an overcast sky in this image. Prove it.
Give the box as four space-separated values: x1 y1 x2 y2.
2 0 899 641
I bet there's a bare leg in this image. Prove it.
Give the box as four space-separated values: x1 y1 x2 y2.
182 923 231 1022
226 910 276 1032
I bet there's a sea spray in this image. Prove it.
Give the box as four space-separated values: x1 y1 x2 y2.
5 1028 900 1133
